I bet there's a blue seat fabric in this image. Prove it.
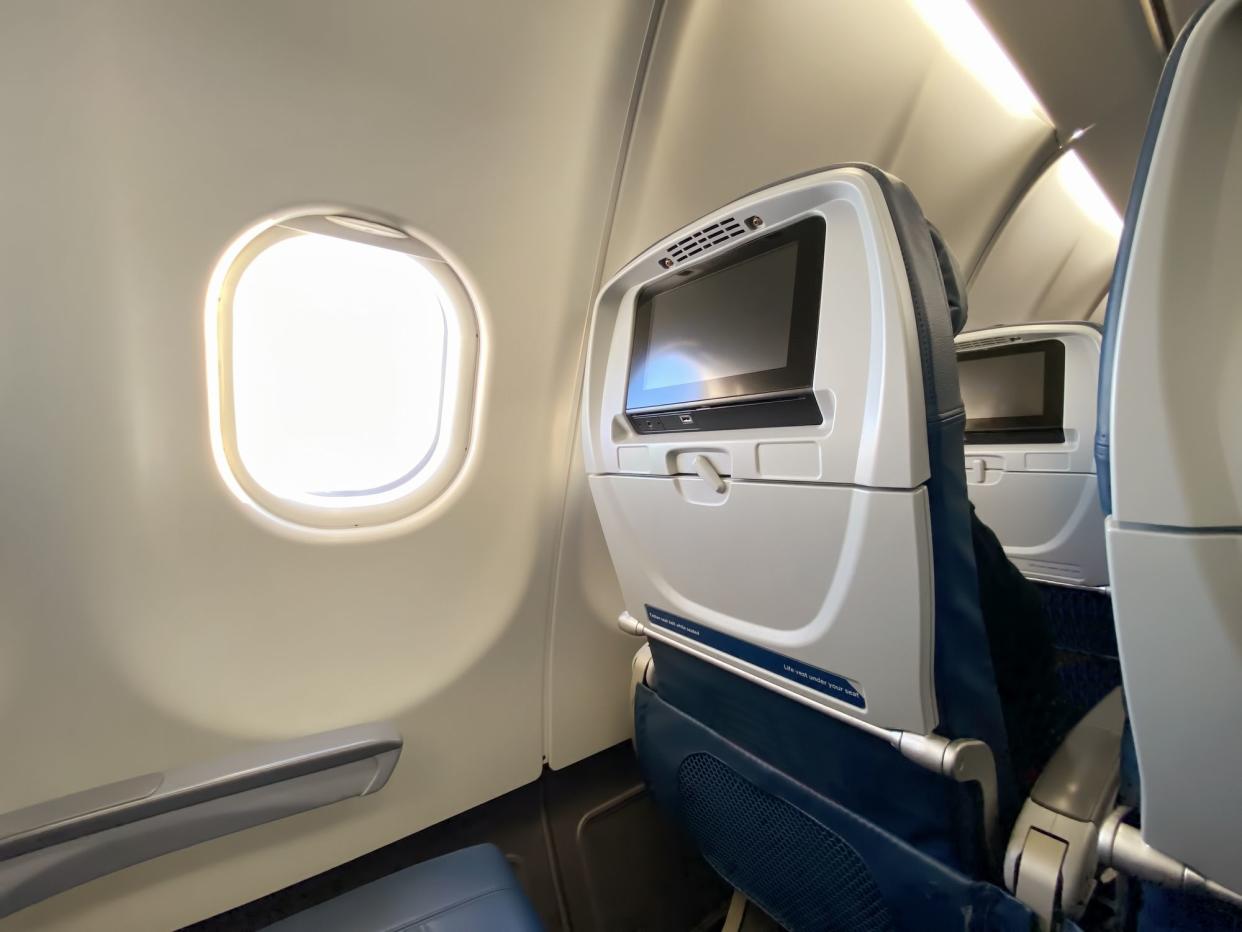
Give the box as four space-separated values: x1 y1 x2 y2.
636 682 1039 932
1135 884 1242 932
1035 583 1122 721
265 844 543 932
971 511 1075 792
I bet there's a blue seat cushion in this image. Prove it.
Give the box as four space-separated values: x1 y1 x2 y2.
266 844 543 932
1136 883 1242 932
969 509 1075 791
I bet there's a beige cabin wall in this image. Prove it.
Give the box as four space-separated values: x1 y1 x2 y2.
0 2 655 928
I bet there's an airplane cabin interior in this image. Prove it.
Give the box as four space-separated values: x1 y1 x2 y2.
2 1 1241 930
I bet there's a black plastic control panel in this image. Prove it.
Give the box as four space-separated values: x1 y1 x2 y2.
628 393 822 434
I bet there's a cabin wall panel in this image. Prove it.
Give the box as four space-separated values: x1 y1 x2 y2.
0 1 654 928
544 440 637 770
967 157 1120 328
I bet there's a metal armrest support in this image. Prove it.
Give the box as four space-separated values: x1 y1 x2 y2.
1099 808 1242 910
629 642 655 744
1005 686 1242 922
631 642 655 697
1005 688 1125 930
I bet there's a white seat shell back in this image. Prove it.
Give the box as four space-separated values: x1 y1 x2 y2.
581 167 939 734
1101 0 1242 896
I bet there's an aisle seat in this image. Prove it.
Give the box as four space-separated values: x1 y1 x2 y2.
266 844 543 932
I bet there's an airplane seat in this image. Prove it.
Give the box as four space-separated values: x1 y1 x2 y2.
1092 0 1242 926
967 501 1074 791
937 236 1076 785
1035 583 1120 717
955 322 1118 720
1113 735 1242 932
585 165 1070 930
263 844 543 932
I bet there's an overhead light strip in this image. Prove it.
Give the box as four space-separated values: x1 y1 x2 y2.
910 0 1123 234
909 0 1049 121
1058 151 1124 236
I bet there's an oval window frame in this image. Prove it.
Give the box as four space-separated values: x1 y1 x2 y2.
206 208 480 537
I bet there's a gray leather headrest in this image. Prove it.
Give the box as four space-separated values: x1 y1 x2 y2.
928 225 968 336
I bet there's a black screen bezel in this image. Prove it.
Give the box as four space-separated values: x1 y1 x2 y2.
625 215 826 413
959 339 1066 445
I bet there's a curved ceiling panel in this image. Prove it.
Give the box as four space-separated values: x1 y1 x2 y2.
967 151 1122 328
973 0 1166 208
606 0 1058 277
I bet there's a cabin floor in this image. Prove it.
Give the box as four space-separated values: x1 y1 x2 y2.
184 742 730 932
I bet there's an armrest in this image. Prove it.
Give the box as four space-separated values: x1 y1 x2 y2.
0 722 401 917
1029 688 1125 823
1004 688 1124 929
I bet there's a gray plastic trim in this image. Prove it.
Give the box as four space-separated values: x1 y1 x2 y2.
0 722 402 917
1004 690 1124 922
0 774 164 852
1013 828 1067 932
1030 688 1123 823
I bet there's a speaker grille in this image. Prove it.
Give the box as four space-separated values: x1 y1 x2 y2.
666 217 746 263
959 335 1021 352
678 753 893 932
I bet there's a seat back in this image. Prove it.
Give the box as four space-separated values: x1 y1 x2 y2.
957 323 1107 589
582 167 1036 920
582 166 1014 752
1096 0 1242 897
957 324 1119 722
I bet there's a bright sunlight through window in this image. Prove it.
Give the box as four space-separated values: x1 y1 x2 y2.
232 234 446 503
209 213 477 535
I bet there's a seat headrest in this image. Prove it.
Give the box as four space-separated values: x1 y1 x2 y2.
928 225 968 336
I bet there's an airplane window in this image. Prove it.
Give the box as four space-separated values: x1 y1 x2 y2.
233 234 445 501
207 214 477 534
